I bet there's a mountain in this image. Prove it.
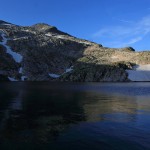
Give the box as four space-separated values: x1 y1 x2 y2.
0 20 150 81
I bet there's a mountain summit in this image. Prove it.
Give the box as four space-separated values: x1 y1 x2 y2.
0 20 150 81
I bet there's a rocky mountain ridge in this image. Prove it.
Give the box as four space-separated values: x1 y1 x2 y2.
0 20 150 81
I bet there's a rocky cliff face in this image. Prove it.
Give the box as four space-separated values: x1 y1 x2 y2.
0 20 150 81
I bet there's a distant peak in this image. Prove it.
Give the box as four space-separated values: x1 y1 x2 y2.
32 23 52 27
31 23 58 32
32 23 57 29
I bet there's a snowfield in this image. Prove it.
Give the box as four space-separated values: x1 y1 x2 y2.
8 77 18 81
0 31 23 63
126 64 150 81
0 31 25 81
65 66 73 73
49 73 60 78
49 66 73 78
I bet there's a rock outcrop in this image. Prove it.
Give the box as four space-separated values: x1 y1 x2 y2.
0 20 150 81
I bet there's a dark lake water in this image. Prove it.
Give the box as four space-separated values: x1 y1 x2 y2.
0 82 150 150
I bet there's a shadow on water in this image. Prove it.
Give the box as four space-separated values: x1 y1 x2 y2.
0 82 150 150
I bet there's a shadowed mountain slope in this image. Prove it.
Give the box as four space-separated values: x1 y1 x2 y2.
0 20 150 81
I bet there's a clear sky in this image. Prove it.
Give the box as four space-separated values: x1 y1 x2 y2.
1 0 150 51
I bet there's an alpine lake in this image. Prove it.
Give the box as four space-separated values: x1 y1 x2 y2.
0 82 150 150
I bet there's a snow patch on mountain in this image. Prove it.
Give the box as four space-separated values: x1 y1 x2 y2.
19 67 23 74
126 64 150 81
13 37 29 41
8 77 18 81
21 76 27 81
49 66 73 78
0 31 23 63
45 33 67 40
45 33 53 37
49 73 60 78
65 66 73 73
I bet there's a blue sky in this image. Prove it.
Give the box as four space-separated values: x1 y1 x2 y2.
1 0 150 51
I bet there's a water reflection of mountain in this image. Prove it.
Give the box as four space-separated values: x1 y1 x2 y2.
0 82 150 146
82 92 139 122
0 83 87 143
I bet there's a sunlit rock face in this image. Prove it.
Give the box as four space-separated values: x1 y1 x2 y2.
0 20 150 81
